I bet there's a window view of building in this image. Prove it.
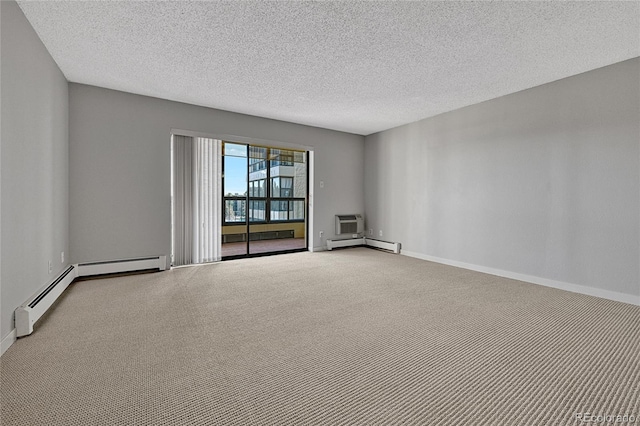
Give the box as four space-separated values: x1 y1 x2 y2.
224 146 306 224
222 143 307 257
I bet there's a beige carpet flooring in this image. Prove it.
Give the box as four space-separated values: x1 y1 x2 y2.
1 248 639 425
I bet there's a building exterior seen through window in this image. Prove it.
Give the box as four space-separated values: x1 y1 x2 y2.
223 144 306 224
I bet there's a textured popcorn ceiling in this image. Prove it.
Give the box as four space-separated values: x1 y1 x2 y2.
17 1 640 135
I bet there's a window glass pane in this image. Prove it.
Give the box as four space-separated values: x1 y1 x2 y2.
249 200 266 222
224 155 247 197
223 143 247 158
293 160 307 198
268 148 281 161
224 145 305 228
249 146 267 159
292 151 305 163
281 177 293 198
225 199 246 222
272 159 293 167
290 200 305 221
270 200 288 221
271 177 280 198
269 148 296 166
249 179 266 197
249 159 266 173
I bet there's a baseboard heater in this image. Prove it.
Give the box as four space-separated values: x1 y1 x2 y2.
364 238 401 254
327 238 401 254
15 255 167 337
15 265 78 337
327 237 366 250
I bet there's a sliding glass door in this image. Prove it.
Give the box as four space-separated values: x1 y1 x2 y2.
222 142 307 259
172 136 307 265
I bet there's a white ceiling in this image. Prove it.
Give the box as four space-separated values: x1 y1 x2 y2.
17 1 640 136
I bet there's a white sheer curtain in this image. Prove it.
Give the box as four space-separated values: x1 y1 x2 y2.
172 135 221 266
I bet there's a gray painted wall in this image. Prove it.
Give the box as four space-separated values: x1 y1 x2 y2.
365 58 640 299
1 1 70 339
69 84 364 266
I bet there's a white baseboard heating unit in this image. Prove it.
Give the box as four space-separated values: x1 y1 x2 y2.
327 238 401 254
364 238 401 254
327 237 366 250
15 265 78 337
15 255 167 337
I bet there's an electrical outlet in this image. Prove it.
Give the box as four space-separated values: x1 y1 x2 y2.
319 181 324 188
369 228 373 236
61 251 65 263
48 260 53 274
319 231 324 239
379 230 383 237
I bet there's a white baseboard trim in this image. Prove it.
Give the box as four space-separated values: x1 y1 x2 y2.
311 246 327 252
1 329 17 356
401 250 640 306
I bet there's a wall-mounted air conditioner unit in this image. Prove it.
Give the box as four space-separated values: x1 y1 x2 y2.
335 214 364 235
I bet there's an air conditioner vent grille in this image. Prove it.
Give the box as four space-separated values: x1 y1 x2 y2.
341 223 358 234
335 214 364 235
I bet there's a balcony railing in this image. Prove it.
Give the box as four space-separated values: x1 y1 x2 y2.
223 196 305 224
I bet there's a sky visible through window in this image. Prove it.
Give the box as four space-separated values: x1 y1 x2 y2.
225 157 247 196
224 143 248 196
